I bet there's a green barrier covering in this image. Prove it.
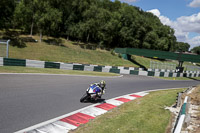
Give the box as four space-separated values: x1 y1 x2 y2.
159 72 165 77
147 71 155 76
169 72 173 77
124 67 129 70
176 73 180 77
115 48 200 63
112 66 118 69
98 65 105 67
183 73 187 77
45 62 60 69
130 70 139 75
73 65 84 71
121 54 131 60
4 58 26 66
109 68 120 74
93 66 102 72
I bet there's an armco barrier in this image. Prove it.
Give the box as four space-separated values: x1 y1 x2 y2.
0 57 200 78
174 96 188 133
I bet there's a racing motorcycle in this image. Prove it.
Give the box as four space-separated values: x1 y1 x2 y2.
80 84 103 102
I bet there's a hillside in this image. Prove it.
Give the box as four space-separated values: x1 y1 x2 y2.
1 30 198 71
1 0 190 52
6 35 137 67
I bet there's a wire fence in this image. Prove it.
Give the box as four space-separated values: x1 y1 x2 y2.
0 40 10 58
150 60 177 70
0 43 7 57
185 65 200 71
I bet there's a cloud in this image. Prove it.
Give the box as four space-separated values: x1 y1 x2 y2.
147 9 160 17
176 13 200 33
147 9 200 49
187 36 200 48
189 0 200 8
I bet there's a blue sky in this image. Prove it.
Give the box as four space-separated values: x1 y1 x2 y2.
115 0 200 49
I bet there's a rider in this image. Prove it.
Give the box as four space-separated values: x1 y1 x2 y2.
90 80 106 98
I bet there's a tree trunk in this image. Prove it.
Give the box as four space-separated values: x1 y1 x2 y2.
40 30 42 42
30 21 34 36
87 33 90 42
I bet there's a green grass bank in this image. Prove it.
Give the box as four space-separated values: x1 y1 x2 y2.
72 88 185 133
1 32 198 70
0 66 119 77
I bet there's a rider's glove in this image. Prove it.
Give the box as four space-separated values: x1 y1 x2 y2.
103 90 105 94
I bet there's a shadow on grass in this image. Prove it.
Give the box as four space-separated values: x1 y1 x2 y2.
129 58 148 71
43 38 67 47
72 42 111 51
1 30 36 48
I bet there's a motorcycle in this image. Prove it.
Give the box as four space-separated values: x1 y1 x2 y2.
80 84 102 102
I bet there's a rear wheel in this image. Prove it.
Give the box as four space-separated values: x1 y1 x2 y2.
80 93 89 102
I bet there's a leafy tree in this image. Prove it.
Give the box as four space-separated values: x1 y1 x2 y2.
174 42 190 52
191 46 200 55
13 0 34 34
14 0 62 41
5 0 181 51
0 0 16 29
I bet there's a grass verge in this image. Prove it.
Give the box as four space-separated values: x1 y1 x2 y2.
156 77 200 81
72 88 185 133
0 66 119 77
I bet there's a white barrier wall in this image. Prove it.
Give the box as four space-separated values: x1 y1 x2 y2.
26 59 45 68
0 57 3 66
60 63 73 70
84 66 94 71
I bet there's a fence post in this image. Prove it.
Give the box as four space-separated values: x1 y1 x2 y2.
6 40 10 58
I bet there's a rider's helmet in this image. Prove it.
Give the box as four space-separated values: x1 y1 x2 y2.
99 80 106 88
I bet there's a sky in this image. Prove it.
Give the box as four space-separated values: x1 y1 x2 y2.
117 0 200 49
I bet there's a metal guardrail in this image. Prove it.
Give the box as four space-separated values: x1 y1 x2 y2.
0 39 10 58
174 96 188 133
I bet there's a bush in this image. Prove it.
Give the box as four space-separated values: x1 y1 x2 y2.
111 49 116 56
118 53 122 58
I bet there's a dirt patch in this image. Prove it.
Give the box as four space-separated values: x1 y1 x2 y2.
166 86 200 133
185 86 200 133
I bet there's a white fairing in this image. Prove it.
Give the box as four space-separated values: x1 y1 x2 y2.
87 87 98 99
88 87 95 94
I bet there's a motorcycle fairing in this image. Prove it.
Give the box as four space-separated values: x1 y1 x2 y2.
87 84 101 94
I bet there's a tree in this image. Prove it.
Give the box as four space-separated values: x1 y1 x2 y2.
14 0 62 41
13 0 34 34
6 0 179 51
0 0 16 29
191 46 200 55
175 42 190 52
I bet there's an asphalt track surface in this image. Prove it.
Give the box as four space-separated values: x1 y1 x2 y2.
0 74 199 133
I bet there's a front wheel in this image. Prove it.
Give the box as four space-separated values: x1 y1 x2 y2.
80 93 89 102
